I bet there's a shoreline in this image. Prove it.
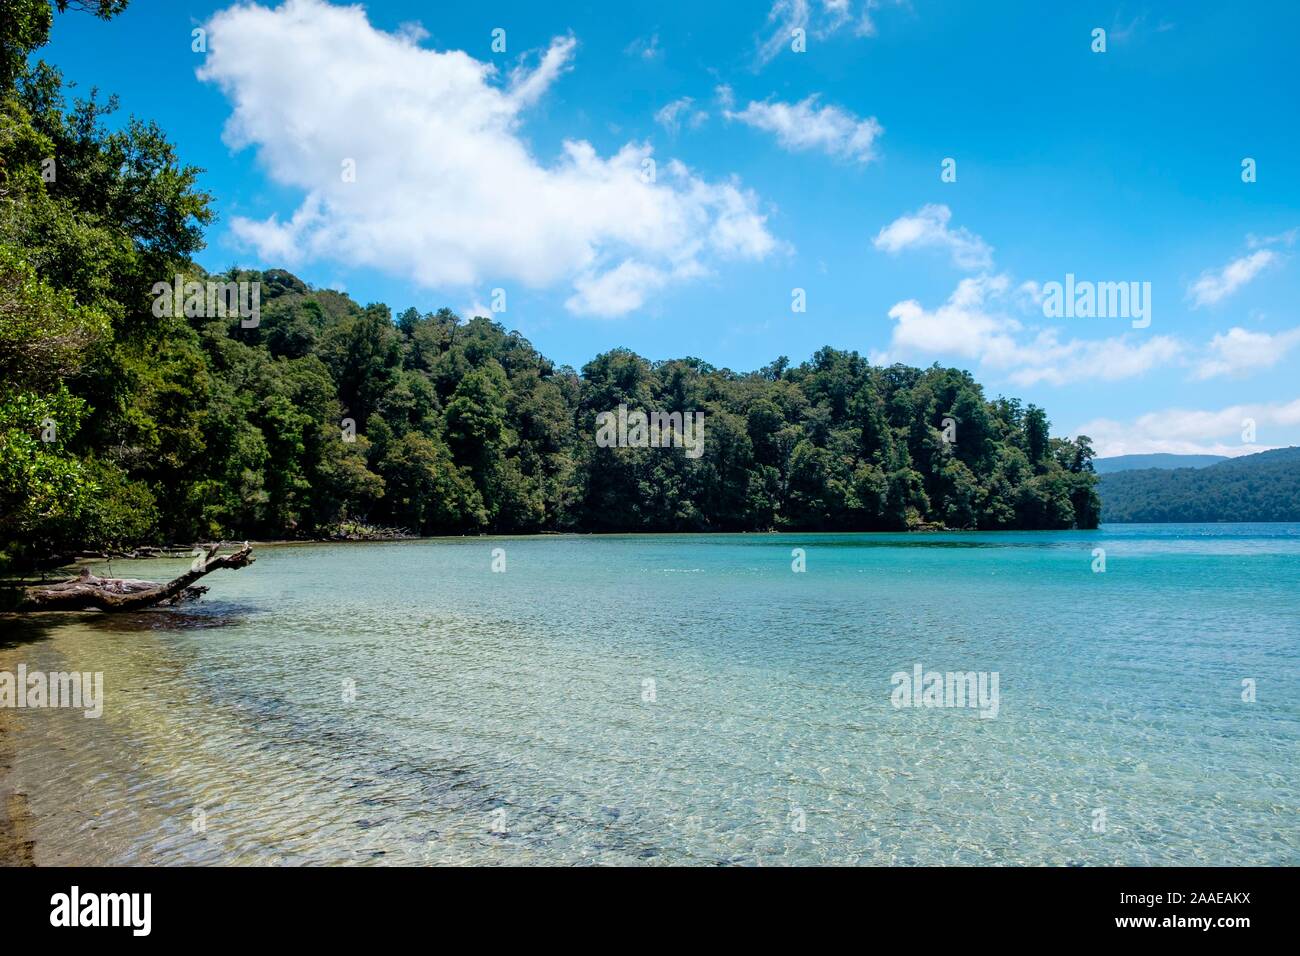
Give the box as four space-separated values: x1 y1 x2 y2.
1 522 1284 588
27 518 1296 555
0 706 35 866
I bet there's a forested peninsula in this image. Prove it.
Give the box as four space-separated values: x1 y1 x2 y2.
0 1 1100 573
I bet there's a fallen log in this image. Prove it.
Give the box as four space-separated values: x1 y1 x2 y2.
16 543 255 613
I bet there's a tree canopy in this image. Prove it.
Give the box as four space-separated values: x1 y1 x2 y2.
0 2 1100 570
1099 448 1300 522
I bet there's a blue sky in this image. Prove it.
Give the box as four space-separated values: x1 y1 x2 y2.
40 0 1300 456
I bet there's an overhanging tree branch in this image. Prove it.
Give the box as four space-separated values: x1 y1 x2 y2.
16 543 254 612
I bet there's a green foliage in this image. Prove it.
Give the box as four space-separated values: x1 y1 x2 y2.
0 3 1101 568
0 0 54 90
0 242 108 565
0 385 91 562
1099 448 1300 522
32 262 1101 545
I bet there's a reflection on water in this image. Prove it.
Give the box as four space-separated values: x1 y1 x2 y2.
80 605 257 633
1 526 1298 865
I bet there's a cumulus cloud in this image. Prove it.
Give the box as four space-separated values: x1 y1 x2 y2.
1194 325 1300 379
873 205 993 270
1074 399 1300 457
885 274 1017 359
1187 249 1278 307
567 259 700 316
725 95 883 164
875 215 1296 387
395 21 429 44
198 0 780 317
879 274 1184 387
1003 332 1184 388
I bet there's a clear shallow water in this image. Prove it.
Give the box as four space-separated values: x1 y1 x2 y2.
2 524 1297 865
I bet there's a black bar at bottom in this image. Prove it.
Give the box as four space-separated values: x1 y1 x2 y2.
0 865 1281 941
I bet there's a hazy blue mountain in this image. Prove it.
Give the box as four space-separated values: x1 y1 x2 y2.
1100 447 1300 522
1094 453 1228 474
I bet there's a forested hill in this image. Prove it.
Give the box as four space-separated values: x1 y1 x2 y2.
1094 453 1227 474
1099 447 1300 523
3 261 1102 565
0 2 1099 570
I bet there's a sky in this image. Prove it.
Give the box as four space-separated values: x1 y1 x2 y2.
39 0 1300 457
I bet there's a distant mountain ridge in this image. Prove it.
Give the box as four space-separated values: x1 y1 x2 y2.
1099 447 1300 522
1094 453 1227 474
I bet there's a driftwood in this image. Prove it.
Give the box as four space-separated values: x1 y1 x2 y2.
325 519 412 541
16 543 255 613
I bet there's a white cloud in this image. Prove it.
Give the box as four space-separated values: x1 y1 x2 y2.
1013 279 1045 310
851 0 896 38
880 274 1183 386
566 259 702 316
655 97 707 134
1194 325 1300 379
876 217 1297 388
873 204 993 270
1004 333 1184 388
1075 399 1300 457
757 0 811 64
886 274 1017 359
725 95 883 164
624 33 662 61
823 0 851 20
1109 14 1147 44
506 35 577 109
395 21 429 44
198 0 779 318
1246 227 1298 249
756 0 891 64
1187 249 1278 307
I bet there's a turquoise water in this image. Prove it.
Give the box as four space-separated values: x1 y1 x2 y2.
3 524 1298 865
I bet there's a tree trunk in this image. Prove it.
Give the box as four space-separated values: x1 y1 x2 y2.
16 543 255 612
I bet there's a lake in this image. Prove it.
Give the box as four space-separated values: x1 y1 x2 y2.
2 524 1297 865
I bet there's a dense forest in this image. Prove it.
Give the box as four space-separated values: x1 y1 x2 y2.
0 1 1100 572
1099 447 1300 523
